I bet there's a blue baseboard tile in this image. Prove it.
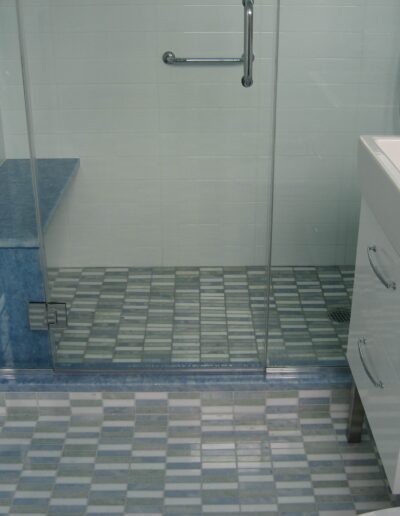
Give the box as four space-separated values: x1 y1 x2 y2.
0 367 352 392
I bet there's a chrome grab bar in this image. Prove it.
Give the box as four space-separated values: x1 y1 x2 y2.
162 52 243 65
358 337 384 389
242 0 254 87
162 0 255 87
367 245 396 290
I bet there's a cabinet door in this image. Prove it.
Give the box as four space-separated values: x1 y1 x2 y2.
347 199 400 493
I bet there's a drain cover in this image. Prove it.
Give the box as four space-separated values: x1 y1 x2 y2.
328 307 351 324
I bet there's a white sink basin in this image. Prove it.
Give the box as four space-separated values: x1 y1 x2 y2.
359 136 400 256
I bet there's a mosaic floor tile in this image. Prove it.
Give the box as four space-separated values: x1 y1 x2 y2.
49 266 353 367
0 389 397 515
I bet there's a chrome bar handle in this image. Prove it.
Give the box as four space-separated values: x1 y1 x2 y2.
162 51 243 65
242 0 254 87
358 337 384 389
367 245 396 290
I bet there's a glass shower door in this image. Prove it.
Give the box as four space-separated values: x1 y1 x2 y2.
0 0 52 370
268 0 400 368
17 0 278 371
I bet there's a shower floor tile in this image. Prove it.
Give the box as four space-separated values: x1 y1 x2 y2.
48 266 353 368
0 388 397 515
268 266 354 366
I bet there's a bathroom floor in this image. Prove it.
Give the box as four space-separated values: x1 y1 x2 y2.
48 266 354 368
268 266 354 366
0 388 397 516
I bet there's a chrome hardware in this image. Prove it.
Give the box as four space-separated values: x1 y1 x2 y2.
367 245 396 290
29 302 67 331
358 337 384 389
162 51 243 65
162 0 255 87
242 0 254 87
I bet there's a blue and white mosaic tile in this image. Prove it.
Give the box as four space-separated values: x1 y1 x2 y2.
268 266 354 366
48 266 354 368
0 388 397 515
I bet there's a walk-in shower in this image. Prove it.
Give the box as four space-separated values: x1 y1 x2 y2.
1 0 400 374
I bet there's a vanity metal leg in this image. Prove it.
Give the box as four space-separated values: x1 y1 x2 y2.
347 383 365 443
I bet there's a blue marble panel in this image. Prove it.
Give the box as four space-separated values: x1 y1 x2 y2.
0 248 52 369
0 369 352 392
0 158 79 247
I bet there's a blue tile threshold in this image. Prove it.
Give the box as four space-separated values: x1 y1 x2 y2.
0 158 79 247
0 367 352 392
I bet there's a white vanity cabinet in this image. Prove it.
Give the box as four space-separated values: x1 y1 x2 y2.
347 198 400 494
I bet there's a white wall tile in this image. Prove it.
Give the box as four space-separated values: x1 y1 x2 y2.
271 0 400 266
2 0 399 269
0 0 276 268
0 107 5 163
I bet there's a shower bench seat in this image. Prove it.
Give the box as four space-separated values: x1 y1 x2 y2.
0 158 79 369
0 158 80 247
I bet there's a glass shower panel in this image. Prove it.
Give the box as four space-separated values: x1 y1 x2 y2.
19 0 278 371
0 0 52 369
268 0 400 367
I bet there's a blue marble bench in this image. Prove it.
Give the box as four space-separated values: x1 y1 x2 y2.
0 158 79 369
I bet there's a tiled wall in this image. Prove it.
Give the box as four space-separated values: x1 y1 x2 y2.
0 108 5 164
272 0 400 265
0 1 30 160
0 10 8 167
0 2 52 370
1 0 400 268
1 0 278 267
